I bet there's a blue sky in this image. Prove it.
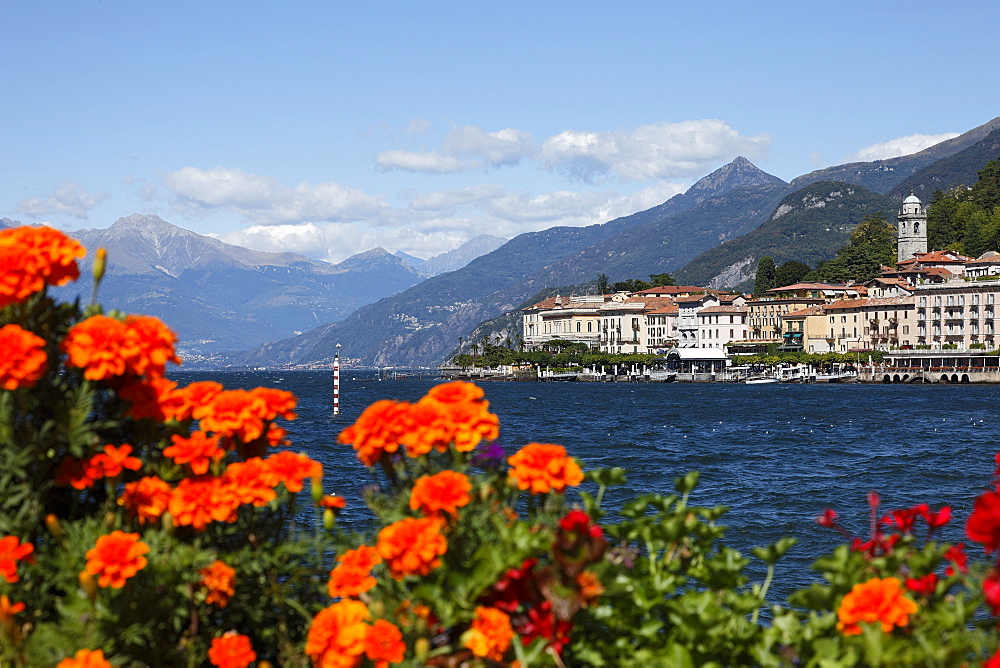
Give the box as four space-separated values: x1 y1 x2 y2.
2 1 998 263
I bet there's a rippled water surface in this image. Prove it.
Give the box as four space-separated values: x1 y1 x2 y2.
176 371 1000 599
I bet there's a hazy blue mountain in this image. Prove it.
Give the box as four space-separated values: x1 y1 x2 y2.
393 250 426 268
230 157 786 368
59 215 427 356
420 234 509 276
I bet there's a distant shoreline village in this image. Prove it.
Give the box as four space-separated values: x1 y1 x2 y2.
447 194 1000 384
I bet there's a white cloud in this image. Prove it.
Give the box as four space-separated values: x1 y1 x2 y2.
376 119 766 184
375 150 470 174
440 126 535 168
164 167 389 224
17 182 110 219
377 125 536 173
540 120 771 184
215 221 472 265
843 132 960 163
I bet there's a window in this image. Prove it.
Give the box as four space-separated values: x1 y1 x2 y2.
947 295 954 306
935 296 942 307
959 295 965 306
920 296 927 307
588 322 592 332
974 294 981 306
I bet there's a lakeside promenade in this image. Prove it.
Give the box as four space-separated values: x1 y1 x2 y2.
441 349 1000 384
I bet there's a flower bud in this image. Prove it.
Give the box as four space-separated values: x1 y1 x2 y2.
161 511 174 535
93 247 108 284
414 637 430 662
323 508 335 532
311 477 324 504
79 570 98 602
45 513 64 541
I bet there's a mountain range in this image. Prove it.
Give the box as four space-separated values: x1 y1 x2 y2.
231 116 1000 368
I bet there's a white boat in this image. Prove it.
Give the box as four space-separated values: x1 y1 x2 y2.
744 376 779 384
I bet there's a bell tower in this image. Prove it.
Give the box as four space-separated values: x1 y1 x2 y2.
897 190 927 262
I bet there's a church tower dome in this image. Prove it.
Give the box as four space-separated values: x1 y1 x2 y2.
897 190 928 262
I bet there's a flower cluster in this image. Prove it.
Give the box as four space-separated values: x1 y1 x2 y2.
337 381 499 465
0 224 84 308
305 599 404 667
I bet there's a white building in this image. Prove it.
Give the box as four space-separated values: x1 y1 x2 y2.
697 304 749 349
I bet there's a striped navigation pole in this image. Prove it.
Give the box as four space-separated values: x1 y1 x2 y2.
333 343 341 416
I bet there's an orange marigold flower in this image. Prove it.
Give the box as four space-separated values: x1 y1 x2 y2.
223 458 277 507
208 631 256 668
123 315 180 377
200 389 268 444
338 399 409 466
200 560 237 607
328 546 382 599
376 517 448 580
62 315 130 381
0 226 84 308
464 606 514 662
55 649 112 668
507 443 584 494
0 536 35 583
393 399 448 457
173 380 224 421
265 450 322 493
364 619 406 666
169 476 239 531
0 324 47 390
421 381 499 453
305 599 370 667
251 386 298 421
426 380 485 404
164 431 224 475
91 444 142 479
54 456 102 490
409 470 472 518
577 570 604 605
836 576 918 636
320 494 347 509
119 476 172 524
13 225 85 287
85 531 149 589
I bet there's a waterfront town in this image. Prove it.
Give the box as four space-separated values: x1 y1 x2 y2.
517 193 1000 383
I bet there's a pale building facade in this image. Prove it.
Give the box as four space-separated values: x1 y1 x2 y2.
914 282 1000 350
598 296 677 353
697 305 748 349
522 295 608 349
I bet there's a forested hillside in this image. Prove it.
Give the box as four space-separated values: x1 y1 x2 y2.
673 182 893 291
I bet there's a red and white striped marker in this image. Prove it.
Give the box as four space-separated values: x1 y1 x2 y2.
333 343 341 416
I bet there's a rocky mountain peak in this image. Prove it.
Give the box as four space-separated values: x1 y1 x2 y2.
685 157 786 201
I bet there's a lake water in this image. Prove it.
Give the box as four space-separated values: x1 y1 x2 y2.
174 371 1000 600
